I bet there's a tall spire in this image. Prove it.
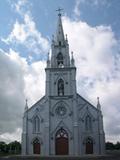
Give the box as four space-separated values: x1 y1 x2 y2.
50 8 71 68
55 8 65 44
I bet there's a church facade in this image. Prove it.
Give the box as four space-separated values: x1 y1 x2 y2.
22 12 105 156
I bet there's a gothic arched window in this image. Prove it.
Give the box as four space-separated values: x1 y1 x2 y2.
57 52 63 66
85 115 92 131
58 79 64 96
33 116 40 133
56 128 68 138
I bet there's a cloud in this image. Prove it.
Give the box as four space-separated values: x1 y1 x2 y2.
0 49 46 142
0 49 25 135
0 128 22 143
73 0 81 18
76 0 110 7
0 0 48 142
10 0 31 16
2 0 50 61
2 14 50 58
62 16 120 142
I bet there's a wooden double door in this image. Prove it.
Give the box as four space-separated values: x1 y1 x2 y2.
85 138 93 154
33 138 41 154
55 128 69 155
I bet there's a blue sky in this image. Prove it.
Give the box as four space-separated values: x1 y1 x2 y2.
0 0 120 143
0 0 120 60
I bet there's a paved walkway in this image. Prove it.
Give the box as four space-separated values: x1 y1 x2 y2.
0 154 120 160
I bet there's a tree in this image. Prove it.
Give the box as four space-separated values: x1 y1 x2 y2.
114 142 120 150
106 142 115 150
8 141 21 154
0 142 7 153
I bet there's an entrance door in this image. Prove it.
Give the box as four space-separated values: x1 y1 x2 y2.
33 138 40 154
86 137 93 154
55 128 68 155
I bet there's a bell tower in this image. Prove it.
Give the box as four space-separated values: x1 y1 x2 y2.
45 10 76 97
50 10 70 68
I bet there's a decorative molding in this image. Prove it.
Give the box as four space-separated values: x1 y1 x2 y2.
49 95 73 100
50 121 72 137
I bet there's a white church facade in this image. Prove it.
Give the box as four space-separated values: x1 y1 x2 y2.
22 12 105 156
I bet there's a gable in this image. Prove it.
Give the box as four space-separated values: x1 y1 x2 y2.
27 95 46 113
77 93 98 112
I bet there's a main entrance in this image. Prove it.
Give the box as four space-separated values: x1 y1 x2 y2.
33 138 41 154
55 128 69 155
85 137 93 154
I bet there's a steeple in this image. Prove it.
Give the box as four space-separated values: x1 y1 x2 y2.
55 8 65 45
50 9 71 68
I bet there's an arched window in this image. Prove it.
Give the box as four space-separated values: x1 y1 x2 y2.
58 79 64 96
33 116 40 133
57 52 63 66
85 115 92 131
56 128 68 138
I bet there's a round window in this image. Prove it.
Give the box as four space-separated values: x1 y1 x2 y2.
55 106 67 117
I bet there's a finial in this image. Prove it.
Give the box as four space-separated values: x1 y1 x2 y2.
47 52 50 67
71 51 75 66
25 98 28 112
97 97 99 103
52 35 54 42
56 7 63 16
65 34 68 41
26 99 28 104
97 97 101 110
71 51 73 58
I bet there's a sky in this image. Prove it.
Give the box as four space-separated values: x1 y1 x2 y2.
0 0 120 143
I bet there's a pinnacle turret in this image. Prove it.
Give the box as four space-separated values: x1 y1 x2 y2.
71 51 75 67
97 97 101 110
24 99 28 112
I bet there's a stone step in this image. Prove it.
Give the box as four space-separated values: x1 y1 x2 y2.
1 155 120 160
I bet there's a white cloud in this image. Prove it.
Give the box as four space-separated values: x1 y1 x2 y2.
73 0 81 18
0 49 46 142
2 0 50 61
2 14 50 57
10 0 31 16
24 60 46 106
0 0 49 141
62 16 120 142
0 128 22 143
76 0 110 7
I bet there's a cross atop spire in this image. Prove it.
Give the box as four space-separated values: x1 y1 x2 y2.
56 7 63 16
55 7 65 44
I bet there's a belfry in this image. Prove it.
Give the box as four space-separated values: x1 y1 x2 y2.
22 11 105 156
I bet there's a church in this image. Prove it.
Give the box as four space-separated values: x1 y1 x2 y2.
22 11 105 156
